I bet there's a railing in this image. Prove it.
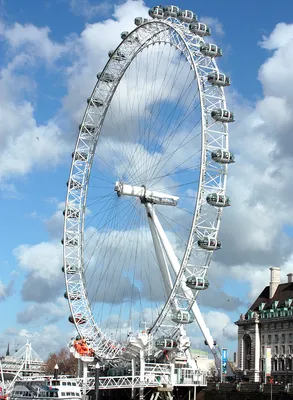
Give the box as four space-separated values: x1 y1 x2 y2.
77 365 206 393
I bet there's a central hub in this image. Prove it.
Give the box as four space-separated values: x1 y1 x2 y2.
114 181 179 207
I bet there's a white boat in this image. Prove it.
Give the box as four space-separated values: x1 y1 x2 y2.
10 377 82 400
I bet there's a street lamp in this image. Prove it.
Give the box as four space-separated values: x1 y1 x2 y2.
95 362 100 400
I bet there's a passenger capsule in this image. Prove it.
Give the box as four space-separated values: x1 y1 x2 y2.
177 10 197 23
211 149 235 164
108 50 126 61
207 72 230 87
63 208 80 218
64 291 81 301
200 43 222 58
205 340 217 346
79 124 95 134
69 314 86 325
121 31 129 40
211 108 234 123
62 264 78 274
97 72 115 83
206 193 231 207
149 6 164 19
61 236 78 246
163 5 180 18
87 98 104 107
186 276 209 290
172 310 194 324
72 151 88 161
67 180 82 190
189 22 211 36
155 338 177 349
198 237 221 250
134 17 148 26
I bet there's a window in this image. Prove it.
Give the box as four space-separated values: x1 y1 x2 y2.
282 345 285 354
268 335 271 344
275 346 279 354
61 393 65 397
72 383 76 387
282 334 286 343
289 333 293 342
290 345 293 354
275 334 279 342
62 382 66 386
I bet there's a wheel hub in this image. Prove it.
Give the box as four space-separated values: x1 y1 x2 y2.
114 181 179 206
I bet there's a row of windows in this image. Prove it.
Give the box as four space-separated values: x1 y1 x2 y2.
262 322 293 330
61 382 77 387
13 392 57 397
262 333 293 344
13 391 80 398
262 345 293 356
260 358 293 372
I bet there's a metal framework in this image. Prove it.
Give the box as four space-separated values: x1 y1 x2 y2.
63 6 234 363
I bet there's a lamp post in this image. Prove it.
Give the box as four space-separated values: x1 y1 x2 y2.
289 355 292 385
95 362 100 400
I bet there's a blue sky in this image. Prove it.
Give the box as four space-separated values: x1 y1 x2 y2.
1 0 293 361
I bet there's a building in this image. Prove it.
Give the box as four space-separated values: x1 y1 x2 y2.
235 267 293 383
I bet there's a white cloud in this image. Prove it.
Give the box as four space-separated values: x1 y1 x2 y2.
17 297 68 324
0 280 10 300
14 240 63 303
260 22 293 50
14 241 62 280
69 0 112 19
201 16 224 36
2 23 66 63
0 21 71 182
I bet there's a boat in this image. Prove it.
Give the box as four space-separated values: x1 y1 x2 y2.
10 376 82 400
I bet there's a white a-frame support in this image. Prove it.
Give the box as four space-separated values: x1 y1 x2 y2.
145 203 219 360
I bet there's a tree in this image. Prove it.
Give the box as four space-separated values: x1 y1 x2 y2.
44 348 78 375
207 364 219 382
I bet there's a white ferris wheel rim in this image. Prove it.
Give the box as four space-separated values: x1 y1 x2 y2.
63 16 231 360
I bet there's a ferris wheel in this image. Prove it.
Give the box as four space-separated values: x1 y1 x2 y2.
63 4 235 362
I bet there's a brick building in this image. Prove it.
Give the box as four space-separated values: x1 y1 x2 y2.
235 267 293 383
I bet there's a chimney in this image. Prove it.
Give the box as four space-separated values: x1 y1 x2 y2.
288 273 293 283
270 267 280 298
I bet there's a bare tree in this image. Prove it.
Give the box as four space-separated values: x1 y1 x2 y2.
44 348 77 375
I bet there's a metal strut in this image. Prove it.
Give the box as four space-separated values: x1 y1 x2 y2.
145 203 219 359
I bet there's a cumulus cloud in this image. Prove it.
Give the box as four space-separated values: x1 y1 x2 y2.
2 23 67 63
0 20 71 183
0 280 13 300
17 297 68 324
204 21 293 323
201 16 225 36
69 0 112 19
14 241 63 303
